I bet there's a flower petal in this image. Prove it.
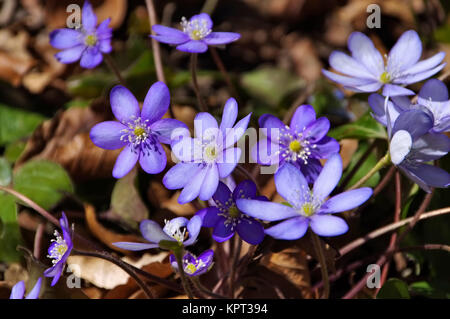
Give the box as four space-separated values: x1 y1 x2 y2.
274 163 309 206
9 281 25 299
407 52 446 76
178 167 208 204
224 113 251 148
290 104 316 133
212 182 233 207
184 215 203 246
195 112 219 139
313 153 342 201
199 164 219 201
329 51 375 79
112 242 159 251
151 119 189 144
394 63 446 86
322 69 375 87
50 29 82 49
90 121 127 150
25 277 42 299
311 136 340 159
112 144 139 178
265 217 309 240
200 207 222 227
203 32 240 45
110 85 140 123
321 188 373 213
251 139 280 165
176 40 208 53
140 219 172 243
382 84 415 97
236 218 265 244
163 162 202 189
217 147 241 178
190 13 213 29
348 32 384 76
212 219 234 242
419 78 449 102
99 38 112 54
139 141 166 174
233 180 257 201
304 117 331 143
399 162 450 192
390 130 412 165
388 30 422 72
82 1 97 31
55 45 85 64
151 25 189 45
392 109 433 140
236 199 298 222
80 46 103 69
410 133 450 161
219 98 238 135
142 81 170 123
310 214 349 237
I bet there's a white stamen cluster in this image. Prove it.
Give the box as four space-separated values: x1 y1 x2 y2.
181 17 211 40
292 187 323 217
276 126 317 164
183 256 206 275
164 219 188 243
48 230 68 264
120 117 159 154
215 189 252 231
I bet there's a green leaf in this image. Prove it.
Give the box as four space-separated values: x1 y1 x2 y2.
0 193 21 262
0 104 46 146
0 157 12 186
4 140 26 163
110 168 149 229
377 278 411 299
13 160 74 210
328 112 387 140
343 142 380 188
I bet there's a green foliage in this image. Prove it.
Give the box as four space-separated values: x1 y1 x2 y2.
342 142 380 188
13 160 74 210
4 140 26 163
0 193 21 262
328 112 387 140
377 278 410 299
0 157 12 186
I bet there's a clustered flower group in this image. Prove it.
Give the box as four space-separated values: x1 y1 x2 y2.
15 1 448 298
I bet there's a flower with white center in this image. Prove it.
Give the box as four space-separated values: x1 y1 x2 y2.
169 250 214 277
44 212 73 286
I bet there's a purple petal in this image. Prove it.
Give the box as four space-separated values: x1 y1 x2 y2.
399 162 450 192
219 98 238 135
407 52 445 75
163 162 202 189
233 180 257 201
142 81 170 123
139 142 166 174
55 45 85 64
217 147 241 178
178 167 208 204
97 18 112 39
171 137 200 163
195 112 219 139
311 136 340 158
310 214 349 237
411 133 450 161
90 121 127 150
321 188 372 213
80 47 103 69
212 182 232 207
251 139 280 165
197 249 214 266
112 144 139 178
44 263 64 287
224 113 251 148
203 32 240 45
275 163 309 207
382 84 415 97
388 30 422 72
25 277 42 299
290 104 316 133
348 81 383 93
299 158 323 184
110 85 140 123
151 119 188 145
236 199 298 222
265 217 308 240
322 69 375 87
348 32 384 76
395 63 446 86
190 13 213 29
236 218 265 244
313 153 342 201
140 219 172 243
419 78 448 101
151 25 189 45
212 219 234 242
82 1 97 31
99 38 112 54
199 164 219 201
9 281 25 299
329 51 375 79
200 207 222 227
50 29 82 49
184 215 203 246
176 40 208 53
112 242 159 251
304 117 331 142
392 109 433 140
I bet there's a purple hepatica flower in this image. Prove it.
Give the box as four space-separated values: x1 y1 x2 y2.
90 82 187 178
49 1 112 69
237 154 373 239
169 249 214 277
163 98 251 204
113 216 202 251
44 213 73 286
323 30 446 96
151 13 240 53
10 278 42 299
387 108 450 192
197 180 266 245
253 104 340 183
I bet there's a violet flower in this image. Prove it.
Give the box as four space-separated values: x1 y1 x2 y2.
113 216 202 251
44 213 73 286
237 154 373 239
90 82 187 178
323 30 446 96
387 108 450 192
163 98 251 204
253 104 340 183
169 249 214 277
9 278 42 299
151 13 240 53
49 1 112 69
197 180 266 245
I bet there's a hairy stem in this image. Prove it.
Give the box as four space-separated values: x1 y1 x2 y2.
190 53 208 112
174 249 195 299
104 54 125 85
311 232 329 299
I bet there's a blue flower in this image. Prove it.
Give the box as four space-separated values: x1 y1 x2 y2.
253 104 340 183
197 180 266 245
49 1 112 69
387 108 450 192
9 278 42 299
113 216 202 251
163 98 251 204
90 82 188 178
236 154 373 240
169 249 214 277
44 213 73 286
151 13 240 53
323 30 446 96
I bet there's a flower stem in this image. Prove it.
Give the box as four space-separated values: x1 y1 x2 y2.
209 47 239 100
347 152 391 191
228 236 242 298
174 249 195 299
191 277 227 299
311 232 329 299
104 54 125 85
190 53 208 112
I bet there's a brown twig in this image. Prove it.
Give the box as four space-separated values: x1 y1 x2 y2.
104 54 125 85
210 47 239 101
190 53 208 112
33 223 45 260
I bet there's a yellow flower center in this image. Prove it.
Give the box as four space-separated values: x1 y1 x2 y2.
380 71 391 84
84 34 98 46
302 202 315 217
204 145 218 161
289 140 302 153
185 263 197 274
228 205 240 218
191 30 203 40
134 127 146 137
